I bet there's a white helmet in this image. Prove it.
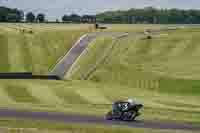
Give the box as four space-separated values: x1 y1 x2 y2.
128 98 134 103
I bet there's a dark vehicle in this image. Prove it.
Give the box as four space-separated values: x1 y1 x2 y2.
94 23 107 30
105 100 143 121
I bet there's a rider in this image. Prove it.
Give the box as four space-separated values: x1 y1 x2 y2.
127 98 141 116
120 98 136 111
112 99 137 113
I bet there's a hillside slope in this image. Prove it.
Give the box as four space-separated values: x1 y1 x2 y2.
0 24 89 74
69 28 200 95
0 25 200 124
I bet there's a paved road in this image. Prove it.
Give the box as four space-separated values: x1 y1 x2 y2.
0 108 200 131
50 33 97 79
50 32 127 79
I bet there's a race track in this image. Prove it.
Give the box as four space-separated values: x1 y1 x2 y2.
0 109 200 131
50 32 128 79
50 33 97 79
34 29 200 131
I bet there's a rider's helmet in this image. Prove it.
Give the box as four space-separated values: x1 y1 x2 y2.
127 98 136 105
128 98 133 103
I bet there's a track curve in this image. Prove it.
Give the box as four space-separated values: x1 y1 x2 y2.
44 29 200 131
0 109 200 131
50 33 97 79
50 32 127 79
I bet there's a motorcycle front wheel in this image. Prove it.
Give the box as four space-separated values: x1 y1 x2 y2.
105 111 113 120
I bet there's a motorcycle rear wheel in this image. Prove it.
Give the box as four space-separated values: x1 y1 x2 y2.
122 111 137 121
131 111 137 120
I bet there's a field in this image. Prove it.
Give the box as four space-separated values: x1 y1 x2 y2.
0 24 200 132
0 79 200 124
94 24 178 32
67 27 200 122
0 23 90 74
0 119 197 133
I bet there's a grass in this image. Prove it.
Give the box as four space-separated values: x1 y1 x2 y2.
5 84 38 103
0 24 200 129
65 27 200 123
0 118 197 133
96 24 172 32
0 23 90 74
0 79 199 124
69 28 200 94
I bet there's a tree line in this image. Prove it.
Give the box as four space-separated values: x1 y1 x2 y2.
1 6 200 24
0 6 45 23
97 7 200 24
0 6 23 22
0 6 96 23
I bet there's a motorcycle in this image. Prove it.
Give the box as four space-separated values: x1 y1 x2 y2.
105 100 143 121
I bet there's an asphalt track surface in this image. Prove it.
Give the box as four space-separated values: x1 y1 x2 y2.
50 32 127 79
0 108 200 131
50 33 97 79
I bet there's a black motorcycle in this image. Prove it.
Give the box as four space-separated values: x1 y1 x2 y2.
105 101 143 121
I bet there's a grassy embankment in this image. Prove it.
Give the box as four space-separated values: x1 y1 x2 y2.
67 27 200 123
0 23 90 74
0 119 197 133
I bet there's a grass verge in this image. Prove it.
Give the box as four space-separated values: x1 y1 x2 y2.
0 118 197 133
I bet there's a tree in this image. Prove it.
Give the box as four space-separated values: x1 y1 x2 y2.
69 14 81 23
81 15 96 23
95 7 200 24
36 13 45 23
26 12 35 22
0 6 24 22
62 15 70 22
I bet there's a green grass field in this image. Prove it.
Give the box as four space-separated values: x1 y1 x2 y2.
95 24 175 32
67 27 200 122
0 119 197 133
69 27 200 93
0 24 200 131
0 79 199 124
0 23 90 74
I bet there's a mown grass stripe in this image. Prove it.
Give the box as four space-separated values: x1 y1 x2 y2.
7 33 27 72
20 34 33 72
27 84 63 105
0 34 10 72
53 87 89 104
4 84 38 103
0 85 13 104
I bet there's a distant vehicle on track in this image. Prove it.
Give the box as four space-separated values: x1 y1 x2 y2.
105 99 143 121
94 23 107 30
144 29 152 34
